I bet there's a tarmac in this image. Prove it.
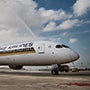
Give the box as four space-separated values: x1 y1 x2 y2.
0 69 90 90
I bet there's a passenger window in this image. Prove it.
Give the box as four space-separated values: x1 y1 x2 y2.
48 45 51 48
38 47 40 49
56 45 62 48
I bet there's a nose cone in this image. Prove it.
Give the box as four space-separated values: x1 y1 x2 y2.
71 50 80 61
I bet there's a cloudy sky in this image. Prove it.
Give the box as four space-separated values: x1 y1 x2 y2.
0 0 90 68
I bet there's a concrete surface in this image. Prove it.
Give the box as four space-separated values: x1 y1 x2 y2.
0 69 90 90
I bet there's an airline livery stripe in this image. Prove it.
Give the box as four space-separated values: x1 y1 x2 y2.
0 47 36 56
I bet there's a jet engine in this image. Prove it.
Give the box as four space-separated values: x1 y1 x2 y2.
8 65 23 70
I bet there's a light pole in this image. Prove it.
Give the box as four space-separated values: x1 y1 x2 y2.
72 62 75 68
89 63 90 69
81 62 84 70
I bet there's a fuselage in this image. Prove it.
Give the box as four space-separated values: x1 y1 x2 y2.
0 41 80 66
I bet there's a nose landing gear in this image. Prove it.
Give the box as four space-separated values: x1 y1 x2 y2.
51 64 69 75
51 69 59 75
51 64 60 75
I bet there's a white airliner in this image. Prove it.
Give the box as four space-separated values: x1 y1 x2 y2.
0 40 80 75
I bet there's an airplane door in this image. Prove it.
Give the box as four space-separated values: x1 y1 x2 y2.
38 43 45 54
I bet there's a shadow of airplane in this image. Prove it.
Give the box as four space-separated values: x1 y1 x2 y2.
0 69 90 77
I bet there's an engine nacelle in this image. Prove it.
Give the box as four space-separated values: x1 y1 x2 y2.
9 65 23 70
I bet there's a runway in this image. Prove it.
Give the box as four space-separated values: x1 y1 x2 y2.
0 69 90 90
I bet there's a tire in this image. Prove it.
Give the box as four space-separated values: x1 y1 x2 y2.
60 70 64 72
51 70 59 75
65 69 69 72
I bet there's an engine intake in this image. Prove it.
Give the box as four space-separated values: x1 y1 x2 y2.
9 65 23 70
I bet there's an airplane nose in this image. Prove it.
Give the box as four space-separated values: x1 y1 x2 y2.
71 50 80 61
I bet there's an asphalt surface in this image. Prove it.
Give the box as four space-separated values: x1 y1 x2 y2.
0 69 90 90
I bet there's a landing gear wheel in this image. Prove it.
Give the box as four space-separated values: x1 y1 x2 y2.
51 70 59 75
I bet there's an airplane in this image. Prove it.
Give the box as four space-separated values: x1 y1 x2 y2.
0 40 80 75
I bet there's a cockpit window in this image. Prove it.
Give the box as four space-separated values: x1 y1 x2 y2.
56 45 62 48
62 44 69 48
